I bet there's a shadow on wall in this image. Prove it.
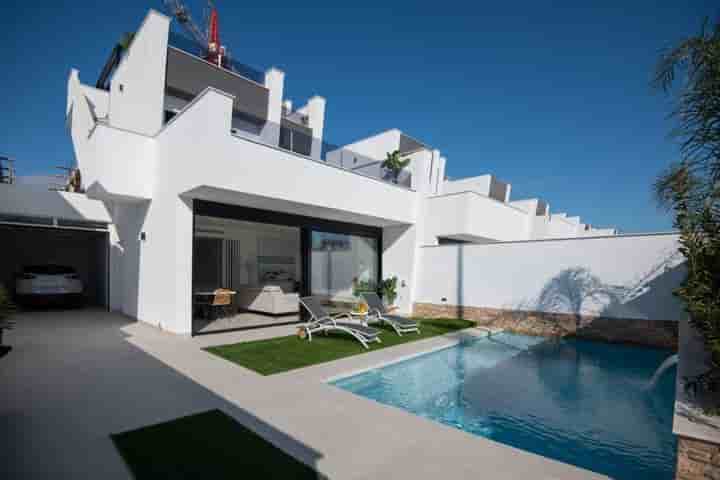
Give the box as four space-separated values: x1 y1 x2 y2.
382 224 414 310
108 198 150 319
462 250 686 348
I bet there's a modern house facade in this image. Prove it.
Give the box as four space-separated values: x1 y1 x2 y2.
5 9 712 480
59 9 632 336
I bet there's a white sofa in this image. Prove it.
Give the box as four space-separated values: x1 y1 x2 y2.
236 285 299 315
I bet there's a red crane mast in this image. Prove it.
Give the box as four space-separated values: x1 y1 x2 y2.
205 6 225 67
162 0 228 68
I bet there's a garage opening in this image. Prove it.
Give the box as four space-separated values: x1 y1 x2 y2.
0 223 109 308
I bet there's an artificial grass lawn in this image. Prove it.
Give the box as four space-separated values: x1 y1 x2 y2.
111 409 322 479
206 317 474 375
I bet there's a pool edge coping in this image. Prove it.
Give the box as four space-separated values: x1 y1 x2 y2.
323 329 494 383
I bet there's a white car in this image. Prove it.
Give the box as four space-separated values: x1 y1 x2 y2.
15 265 84 306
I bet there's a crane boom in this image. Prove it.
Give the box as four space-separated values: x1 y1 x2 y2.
162 0 207 46
161 1 232 70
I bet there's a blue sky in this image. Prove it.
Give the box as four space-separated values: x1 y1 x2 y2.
1 0 717 232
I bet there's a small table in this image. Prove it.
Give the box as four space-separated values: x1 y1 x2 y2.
194 291 237 320
350 311 371 325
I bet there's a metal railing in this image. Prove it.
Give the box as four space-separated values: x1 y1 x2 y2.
229 119 413 189
168 31 266 84
0 155 15 184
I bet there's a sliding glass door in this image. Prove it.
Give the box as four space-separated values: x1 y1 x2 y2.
310 231 379 308
192 200 383 326
193 237 224 292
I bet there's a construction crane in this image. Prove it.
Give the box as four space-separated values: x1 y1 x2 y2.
162 0 228 69
162 0 207 46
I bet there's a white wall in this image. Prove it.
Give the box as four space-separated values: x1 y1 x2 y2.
443 175 492 196
583 227 617 237
108 202 146 317
435 156 446 195
339 129 402 160
416 233 686 321
300 95 325 160
382 148 436 313
108 10 169 136
529 213 589 240
261 68 284 146
425 192 530 242
544 214 582 239
510 198 540 215
530 214 551 239
160 88 418 226
0 185 111 223
69 83 420 333
143 88 419 332
324 128 412 186
426 153 445 196
383 224 419 314
442 175 511 202
81 124 155 201
67 71 156 202
80 85 109 119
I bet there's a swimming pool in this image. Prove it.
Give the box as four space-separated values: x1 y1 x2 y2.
332 333 677 480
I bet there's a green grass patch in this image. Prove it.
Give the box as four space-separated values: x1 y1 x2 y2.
206 318 474 375
112 409 321 479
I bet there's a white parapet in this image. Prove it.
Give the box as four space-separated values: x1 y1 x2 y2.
425 191 530 243
67 70 155 202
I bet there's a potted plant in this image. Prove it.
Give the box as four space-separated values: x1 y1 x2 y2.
381 150 410 184
380 276 399 308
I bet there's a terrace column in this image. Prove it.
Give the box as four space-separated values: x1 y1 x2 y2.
305 95 326 161
262 67 285 147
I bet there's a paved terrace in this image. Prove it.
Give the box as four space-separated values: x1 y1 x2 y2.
1 309 607 479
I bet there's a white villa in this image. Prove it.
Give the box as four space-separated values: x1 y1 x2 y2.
1 9 685 342
34 9 628 337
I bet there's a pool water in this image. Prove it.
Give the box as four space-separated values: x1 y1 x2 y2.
332 333 677 480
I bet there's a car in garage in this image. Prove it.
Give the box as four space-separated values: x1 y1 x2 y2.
15 264 84 307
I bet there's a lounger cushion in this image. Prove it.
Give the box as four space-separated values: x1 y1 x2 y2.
362 293 386 311
382 315 418 327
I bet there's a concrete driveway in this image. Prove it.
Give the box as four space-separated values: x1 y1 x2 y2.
1 309 606 480
1 309 315 479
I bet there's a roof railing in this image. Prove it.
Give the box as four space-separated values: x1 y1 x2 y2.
228 118 413 189
0 155 15 184
167 30 266 84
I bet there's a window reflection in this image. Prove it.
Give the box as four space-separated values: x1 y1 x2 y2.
311 231 378 308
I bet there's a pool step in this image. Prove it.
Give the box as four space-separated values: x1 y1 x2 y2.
475 326 504 336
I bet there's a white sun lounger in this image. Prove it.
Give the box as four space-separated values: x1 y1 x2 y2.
362 292 420 336
299 296 382 349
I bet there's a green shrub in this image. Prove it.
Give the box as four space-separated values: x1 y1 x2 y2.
672 181 720 394
654 19 720 395
381 150 410 183
381 276 399 306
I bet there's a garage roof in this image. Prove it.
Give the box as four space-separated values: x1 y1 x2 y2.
0 185 112 225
